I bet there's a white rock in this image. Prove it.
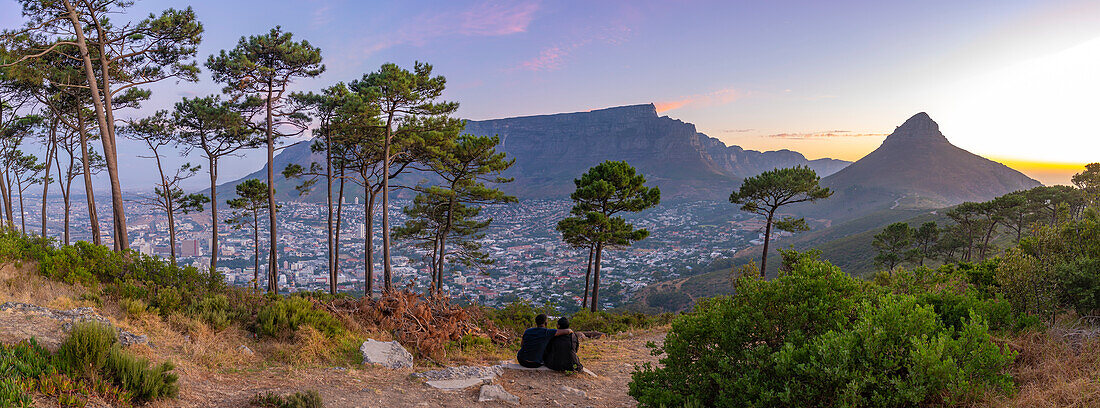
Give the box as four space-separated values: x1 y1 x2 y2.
478 384 519 404
237 345 254 356
359 338 413 369
560 386 586 397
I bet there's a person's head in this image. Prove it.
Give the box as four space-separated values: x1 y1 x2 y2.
557 316 570 330
535 313 548 327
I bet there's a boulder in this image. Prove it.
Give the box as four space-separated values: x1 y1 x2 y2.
359 338 413 369
413 365 502 390
478 384 519 404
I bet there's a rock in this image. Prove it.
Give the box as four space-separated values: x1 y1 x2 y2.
3 301 147 347
413 365 502 390
559 386 586 398
578 331 604 340
478 384 519 404
359 338 413 369
237 345 254 356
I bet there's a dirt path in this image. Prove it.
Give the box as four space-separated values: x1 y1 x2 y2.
157 331 666 407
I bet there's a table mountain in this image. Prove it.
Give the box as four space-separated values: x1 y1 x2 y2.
462 104 848 200
217 104 849 202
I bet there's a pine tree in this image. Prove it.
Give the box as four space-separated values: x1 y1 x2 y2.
558 161 660 311
729 166 832 276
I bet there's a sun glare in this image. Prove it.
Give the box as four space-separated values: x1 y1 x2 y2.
933 36 1100 167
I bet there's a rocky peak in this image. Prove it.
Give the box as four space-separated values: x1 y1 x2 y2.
884 112 949 145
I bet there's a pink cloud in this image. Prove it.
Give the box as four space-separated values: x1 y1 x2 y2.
516 24 631 72
360 1 539 55
457 1 539 36
655 87 743 113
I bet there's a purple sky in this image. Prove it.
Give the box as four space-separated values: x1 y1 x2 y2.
3 0 1098 189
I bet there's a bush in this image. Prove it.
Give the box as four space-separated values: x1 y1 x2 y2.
1055 257 1100 315
53 322 177 403
570 310 673 334
56 321 117 377
629 256 1015 407
257 297 344 338
104 347 178 401
250 390 324 408
191 294 239 331
482 300 556 337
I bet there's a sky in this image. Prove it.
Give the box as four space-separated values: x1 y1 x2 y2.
2 0 1098 188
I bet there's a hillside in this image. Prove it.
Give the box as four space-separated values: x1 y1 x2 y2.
800 112 1041 222
217 104 850 202
0 234 670 408
626 208 940 312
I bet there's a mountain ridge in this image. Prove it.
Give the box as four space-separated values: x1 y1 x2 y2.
215 104 851 202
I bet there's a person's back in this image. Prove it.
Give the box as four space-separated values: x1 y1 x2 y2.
543 317 583 372
516 314 572 368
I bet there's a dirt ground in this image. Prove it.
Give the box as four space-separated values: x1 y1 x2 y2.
2 262 665 407
156 330 665 408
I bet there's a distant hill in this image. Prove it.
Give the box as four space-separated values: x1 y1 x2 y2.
800 112 1041 222
217 104 850 202
625 208 948 313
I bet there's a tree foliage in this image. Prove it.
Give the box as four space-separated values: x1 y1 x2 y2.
729 165 831 275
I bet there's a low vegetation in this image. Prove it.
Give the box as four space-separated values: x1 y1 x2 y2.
0 225 667 404
0 322 177 407
631 203 1100 407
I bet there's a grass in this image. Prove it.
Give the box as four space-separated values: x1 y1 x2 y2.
982 318 1100 406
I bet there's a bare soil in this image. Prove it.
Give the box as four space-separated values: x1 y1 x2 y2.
155 330 665 408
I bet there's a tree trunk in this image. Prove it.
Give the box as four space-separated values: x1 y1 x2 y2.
76 109 101 246
153 153 176 266
365 186 378 298
381 118 393 292
62 0 127 251
265 90 278 294
0 169 12 226
326 137 334 295
335 170 346 293
16 179 26 233
590 243 604 312
761 211 775 277
253 210 260 292
208 159 219 272
62 177 72 245
582 245 594 309
41 118 58 237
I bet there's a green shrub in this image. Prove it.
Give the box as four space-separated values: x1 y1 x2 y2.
191 294 239 331
56 322 117 377
1055 257 1100 315
628 256 1014 408
570 310 673 334
104 347 178 401
52 322 178 403
257 297 344 338
119 298 150 319
482 300 557 337
250 390 324 408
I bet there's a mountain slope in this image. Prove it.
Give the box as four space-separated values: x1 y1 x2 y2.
801 112 1041 221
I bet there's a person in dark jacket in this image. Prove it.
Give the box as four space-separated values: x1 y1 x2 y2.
517 314 574 368
543 317 583 372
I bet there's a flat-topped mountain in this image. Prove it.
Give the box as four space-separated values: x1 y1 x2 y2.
462 104 849 200
218 104 849 202
803 112 1042 221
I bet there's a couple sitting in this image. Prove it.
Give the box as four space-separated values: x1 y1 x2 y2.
516 313 583 372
